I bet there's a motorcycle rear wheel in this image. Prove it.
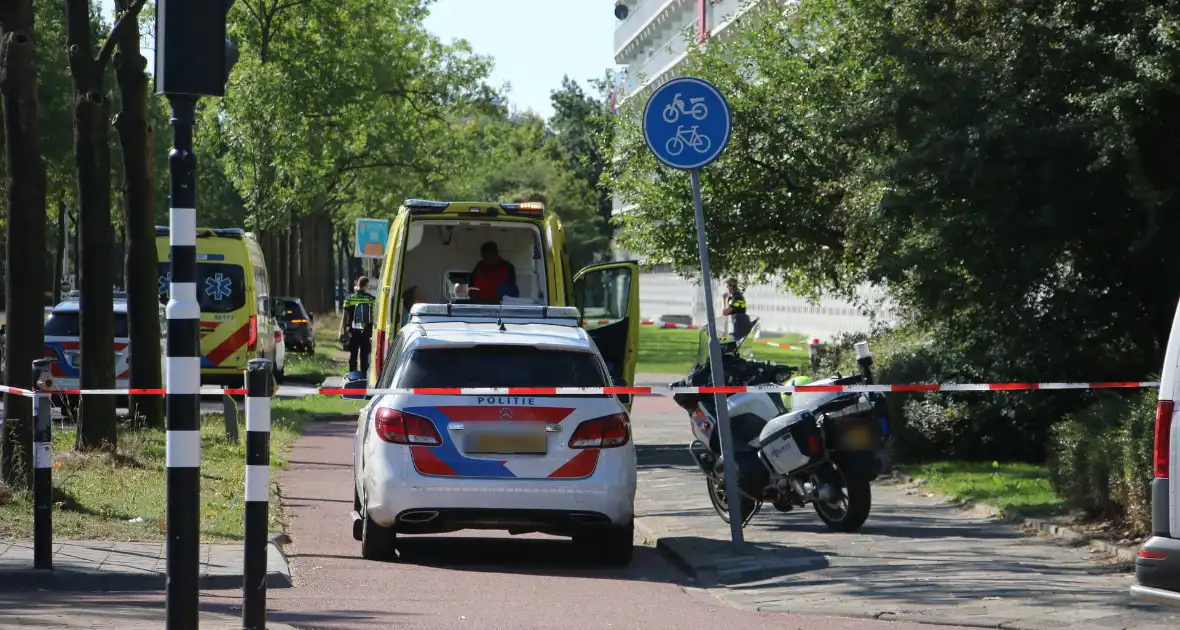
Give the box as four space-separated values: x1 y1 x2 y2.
813 462 872 533
706 477 761 527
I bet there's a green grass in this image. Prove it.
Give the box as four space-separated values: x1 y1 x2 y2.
283 347 343 382
0 409 311 543
636 326 809 374
274 396 364 416
902 461 1067 518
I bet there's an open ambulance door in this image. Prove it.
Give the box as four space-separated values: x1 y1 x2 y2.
370 213 409 384
573 261 640 410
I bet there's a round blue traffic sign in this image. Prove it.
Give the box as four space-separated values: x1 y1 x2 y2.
642 77 732 170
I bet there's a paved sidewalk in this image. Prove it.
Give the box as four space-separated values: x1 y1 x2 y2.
630 396 1180 629
0 591 299 629
0 537 291 591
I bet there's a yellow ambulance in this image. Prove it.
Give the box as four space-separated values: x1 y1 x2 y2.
365 199 640 393
155 227 282 385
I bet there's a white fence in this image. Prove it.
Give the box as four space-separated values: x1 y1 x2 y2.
637 272 896 340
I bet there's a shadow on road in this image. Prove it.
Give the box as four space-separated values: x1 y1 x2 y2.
636 443 694 470
389 535 688 583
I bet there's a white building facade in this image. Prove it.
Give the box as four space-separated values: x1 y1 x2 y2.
608 0 893 339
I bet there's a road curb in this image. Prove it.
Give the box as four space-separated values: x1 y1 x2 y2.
634 516 826 587
891 470 1140 564
0 538 292 592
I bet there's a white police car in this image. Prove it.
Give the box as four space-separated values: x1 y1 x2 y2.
345 304 637 565
1133 295 1180 606
44 291 165 401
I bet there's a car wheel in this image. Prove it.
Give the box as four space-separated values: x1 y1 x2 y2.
360 512 396 561
578 522 634 567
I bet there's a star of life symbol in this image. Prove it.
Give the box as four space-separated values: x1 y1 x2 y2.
158 272 171 294
499 408 513 421
205 273 233 301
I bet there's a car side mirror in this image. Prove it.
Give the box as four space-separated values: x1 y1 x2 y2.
308 312 314 323
342 377 370 400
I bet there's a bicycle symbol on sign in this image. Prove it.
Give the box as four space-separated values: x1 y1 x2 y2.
665 125 712 156
662 93 708 124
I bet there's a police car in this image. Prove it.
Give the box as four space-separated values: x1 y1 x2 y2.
344 304 637 565
44 291 165 403
1132 296 1180 606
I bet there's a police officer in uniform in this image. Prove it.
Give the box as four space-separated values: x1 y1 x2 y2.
721 277 753 342
339 276 377 375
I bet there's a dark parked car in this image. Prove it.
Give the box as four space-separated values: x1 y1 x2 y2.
273 297 315 353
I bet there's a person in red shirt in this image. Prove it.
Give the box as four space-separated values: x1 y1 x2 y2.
468 241 518 304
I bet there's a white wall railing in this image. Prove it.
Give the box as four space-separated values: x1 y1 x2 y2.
638 272 896 340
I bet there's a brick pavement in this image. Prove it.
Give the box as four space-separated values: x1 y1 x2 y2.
0 536 291 591
0 591 300 629
630 396 1180 629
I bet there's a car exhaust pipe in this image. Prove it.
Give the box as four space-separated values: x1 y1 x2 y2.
399 510 439 523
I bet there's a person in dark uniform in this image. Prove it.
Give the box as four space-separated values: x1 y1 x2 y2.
339 276 377 375
721 277 753 342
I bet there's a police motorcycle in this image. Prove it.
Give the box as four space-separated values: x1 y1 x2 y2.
671 320 889 532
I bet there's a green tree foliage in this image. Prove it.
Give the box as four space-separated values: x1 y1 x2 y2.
432 78 615 270
609 0 1180 460
213 0 494 231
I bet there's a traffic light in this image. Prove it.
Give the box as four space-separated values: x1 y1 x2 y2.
154 0 237 96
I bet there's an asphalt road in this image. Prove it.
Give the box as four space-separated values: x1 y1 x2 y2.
260 417 970 630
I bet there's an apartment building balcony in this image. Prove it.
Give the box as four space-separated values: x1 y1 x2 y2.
614 0 696 64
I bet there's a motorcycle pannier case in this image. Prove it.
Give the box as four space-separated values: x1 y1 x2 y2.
756 410 823 475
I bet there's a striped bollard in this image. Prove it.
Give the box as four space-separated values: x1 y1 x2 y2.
32 358 53 570
243 359 274 630
165 93 202 630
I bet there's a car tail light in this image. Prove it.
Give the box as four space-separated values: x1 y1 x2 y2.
374 408 442 446
374 329 387 376
289 318 308 324
247 315 258 351
1155 400 1174 478
568 413 630 449
273 329 282 344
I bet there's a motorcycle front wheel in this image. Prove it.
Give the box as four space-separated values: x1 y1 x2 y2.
706 477 761 527
813 461 872 533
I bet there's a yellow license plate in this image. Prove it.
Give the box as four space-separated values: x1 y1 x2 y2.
843 425 874 450
467 433 547 455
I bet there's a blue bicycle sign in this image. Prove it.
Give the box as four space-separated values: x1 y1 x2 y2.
643 77 731 170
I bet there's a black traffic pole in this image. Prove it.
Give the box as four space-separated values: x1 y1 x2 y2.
164 92 202 630
242 359 274 630
32 358 53 570
155 2 238 628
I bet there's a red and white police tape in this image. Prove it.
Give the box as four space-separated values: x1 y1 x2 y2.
0 381 1162 397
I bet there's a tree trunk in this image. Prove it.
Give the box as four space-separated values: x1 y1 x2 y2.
67 0 117 451
0 1 48 488
320 213 333 313
53 199 65 304
113 0 161 428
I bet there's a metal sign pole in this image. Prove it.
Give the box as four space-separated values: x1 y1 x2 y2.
690 170 745 545
641 75 741 545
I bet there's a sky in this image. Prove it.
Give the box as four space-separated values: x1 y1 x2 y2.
101 0 619 120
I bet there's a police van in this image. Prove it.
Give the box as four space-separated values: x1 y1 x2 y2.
155 227 283 385
1133 297 1180 606
366 199 641 403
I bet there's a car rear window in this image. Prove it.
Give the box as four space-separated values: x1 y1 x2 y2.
277 300 305 321
395 345 608 389
158 262 248 313
45 312 130 338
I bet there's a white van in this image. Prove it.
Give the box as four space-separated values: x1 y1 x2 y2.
1132 298 1180 605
